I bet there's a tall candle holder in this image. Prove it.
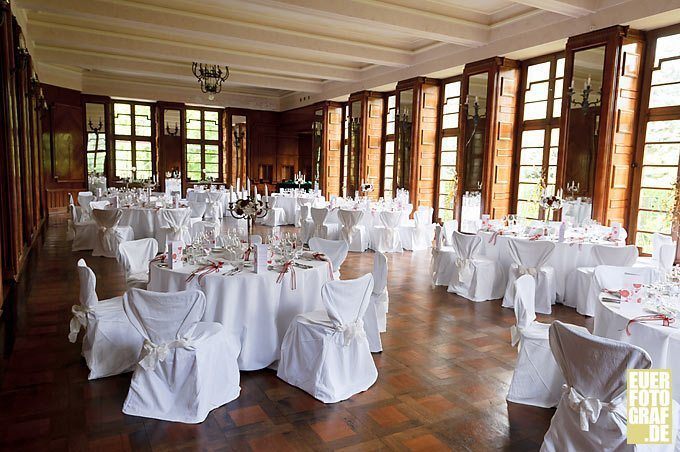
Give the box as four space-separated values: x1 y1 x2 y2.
228 195 269 246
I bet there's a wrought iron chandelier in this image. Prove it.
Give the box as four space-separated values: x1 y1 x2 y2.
568 76 601 113
192 62 229 100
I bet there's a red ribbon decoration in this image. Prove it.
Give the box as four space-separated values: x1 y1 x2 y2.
313 252 334 280
151 254 167 263
276 260 296 290
186 261 224 283
625 314 674 336
243 246 252 261
488 230 504 245
529 233 542 241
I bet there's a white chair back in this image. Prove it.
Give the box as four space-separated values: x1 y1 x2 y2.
68 192 75 207
652 233 675 264
309 237 349 272
78 192 94 212
300 205 311 222
508 239 555 272
443 220 457 245
380 210 401 229
592 244 638 267
451 231 482 260
310 207 330 236
118 238 159 277
322 274 374 328
434 224 444 251
158 208 191 242
251 235 263 245
89 200 110 210
591 265 659 295
77 259 98 308
658 243 676 271
549 320 651 419
513 275 536 331
414 207 433 227
372 251 388 295
92 208 123 230
123 288 205 346
338 209 363 242
188 201 207 219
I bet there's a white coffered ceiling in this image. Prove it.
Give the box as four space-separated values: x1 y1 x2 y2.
12 0 680 111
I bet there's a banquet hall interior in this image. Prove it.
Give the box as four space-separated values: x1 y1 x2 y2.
2 0 680 450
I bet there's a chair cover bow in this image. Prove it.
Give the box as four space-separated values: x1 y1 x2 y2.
68 304 93 343
456 257 474 286
517 265 539 277
139 338 195 371
335 319 366 347
510 325 523 347
562 385 626 432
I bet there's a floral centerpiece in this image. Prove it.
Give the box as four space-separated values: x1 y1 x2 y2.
360 182 374 194
229 194 269 245
539 190 563 223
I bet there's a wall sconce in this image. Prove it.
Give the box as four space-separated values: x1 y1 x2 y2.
233 128 243 149
463 95 484 148
568 76 601 113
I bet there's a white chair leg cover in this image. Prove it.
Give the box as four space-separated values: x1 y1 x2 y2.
399 207 434 251
338 209 369 252
91 209 134 258
308 237 349 280
447 231 504 302
371 251 389 333
262 196 286 227
507 276 564 408
502 239 557 315
78 192 95 221
310 207 331 240
277 275 377 403
431 224 457 286
118 238 159 289
69 259 144 380
540 321 680 452
122 289 241 423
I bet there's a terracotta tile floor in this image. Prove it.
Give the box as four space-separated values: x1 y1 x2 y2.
0 217 593 451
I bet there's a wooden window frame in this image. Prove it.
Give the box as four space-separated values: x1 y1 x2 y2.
184 107 224 183
111 100 156 183
382 91 397 199
435 76 462 221
628 24 680 257
512 52 565 219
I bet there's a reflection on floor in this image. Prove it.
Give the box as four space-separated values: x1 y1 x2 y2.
0 216 592 451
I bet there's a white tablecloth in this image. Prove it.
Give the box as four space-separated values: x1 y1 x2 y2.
147 259 331 370
117 207 161 240
478 232 623 301
272 194 324 225
594 298 680 401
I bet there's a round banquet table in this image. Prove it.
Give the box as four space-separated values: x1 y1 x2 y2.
116 206 161 240
147 258 331 370
272 194 323 225
477 231 623 302
594 298 680 401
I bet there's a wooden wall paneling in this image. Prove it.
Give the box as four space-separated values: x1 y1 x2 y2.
416 81 440 210
364 94 384 201
606 33 645 228
558 26 638 227
156 101 184 192
488 60 520 219
324 103 343 197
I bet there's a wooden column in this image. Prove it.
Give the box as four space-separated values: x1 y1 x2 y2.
348 91 384 200
323 102 343 198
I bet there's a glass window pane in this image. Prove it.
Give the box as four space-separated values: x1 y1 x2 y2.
637 210 672 234
646 120 680 143
638 188 674 211
520 148 543 165
556 58 565 78
517 200 540 219
521 130 545 148
641 166 678 188
441 136 457 152
525 81 549 102
642 143 680 166
650 84 680 108
523 101 548 120
519 166 543 183
636 231 654 254
527 62 551 84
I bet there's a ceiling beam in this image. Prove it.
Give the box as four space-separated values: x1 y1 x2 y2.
506 0 596 17
15 0 412 67
249 0 489 46
27 20 360 82
34 45 324 93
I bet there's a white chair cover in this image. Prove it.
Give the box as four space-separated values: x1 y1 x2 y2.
431 224 457 287
91 208 134 258
295 197 312 227
338 209 368 252
541 321 679 452
118 238 159 289
587 266 661 321
442 220 458 246
89 200 110 210
157 208 191 249
399 207 435 250
308 237 349 280
122 288 241 423
277 274 378 403
262 196 286 227
507 275 564 408
565 244 639 315
371 210 403 253
364 251 388 351
70 201 98 251
188 201 207 219
300 204 315 244
68 259 143 380
651 233 676 270
310 207 331 239
502 239 556 315
206 192 224 219
78 191 95 220
447 231 503 302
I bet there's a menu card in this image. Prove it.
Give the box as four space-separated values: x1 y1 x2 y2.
254 244 268 274
167 241 184 269
481 214 490 229
611 222 621 240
